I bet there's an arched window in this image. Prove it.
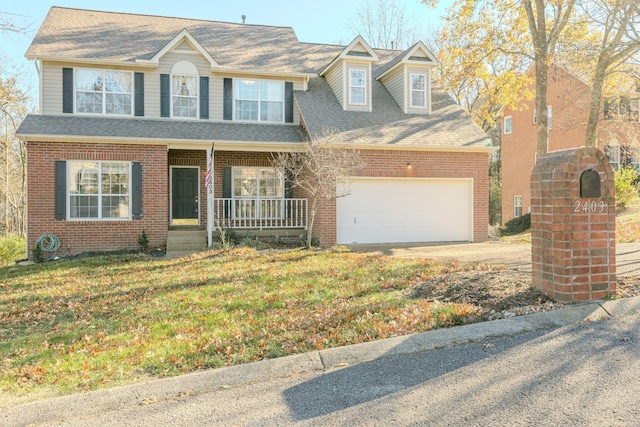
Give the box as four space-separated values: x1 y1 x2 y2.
171 61 199 118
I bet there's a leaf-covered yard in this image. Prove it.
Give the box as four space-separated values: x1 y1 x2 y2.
1 247 483 403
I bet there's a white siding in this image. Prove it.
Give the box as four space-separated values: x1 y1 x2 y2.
379 66 405 112
42 61 63 115
325 63 345 109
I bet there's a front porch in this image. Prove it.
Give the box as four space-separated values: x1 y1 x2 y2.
168 148 308 250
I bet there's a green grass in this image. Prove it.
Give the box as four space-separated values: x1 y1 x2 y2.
0 236 25 267
0 247 479 402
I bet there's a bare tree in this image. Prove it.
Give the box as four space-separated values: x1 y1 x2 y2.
349 0 426 49
272 133 365 249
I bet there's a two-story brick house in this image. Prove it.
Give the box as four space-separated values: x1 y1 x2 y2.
17 7 492 256
501 63 640 224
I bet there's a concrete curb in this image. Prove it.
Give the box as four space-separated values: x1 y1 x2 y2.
5 296 640 426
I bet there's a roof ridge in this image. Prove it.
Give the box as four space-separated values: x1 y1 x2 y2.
49 6 296 31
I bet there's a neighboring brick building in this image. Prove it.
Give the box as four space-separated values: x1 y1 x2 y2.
17 7 493 257
500 63 640 224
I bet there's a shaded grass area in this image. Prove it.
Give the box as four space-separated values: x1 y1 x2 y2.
0 236 25 267
0 247 480 402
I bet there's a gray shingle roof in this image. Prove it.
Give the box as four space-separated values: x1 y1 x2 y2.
295 77 491 149
16 115 306 144
27 7 311 74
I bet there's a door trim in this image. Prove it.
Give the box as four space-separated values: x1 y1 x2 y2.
170 166 200 226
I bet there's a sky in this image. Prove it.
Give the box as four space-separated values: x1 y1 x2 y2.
1 0 453 100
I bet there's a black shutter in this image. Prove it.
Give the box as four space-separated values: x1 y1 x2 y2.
55 161 66 219
223 78 233 120
134 72 145 117
200 76 209 119
285 82 294 123
222 166 232 218
132 162 142 218
62 68 73 114
160 74 170 117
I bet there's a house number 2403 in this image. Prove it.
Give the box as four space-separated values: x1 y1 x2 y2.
573 200 606 213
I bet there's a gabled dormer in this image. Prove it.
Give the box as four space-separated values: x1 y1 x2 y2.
376 41 437 115
320 36 379 112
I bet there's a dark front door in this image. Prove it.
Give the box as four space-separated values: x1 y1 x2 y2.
172 168 199 225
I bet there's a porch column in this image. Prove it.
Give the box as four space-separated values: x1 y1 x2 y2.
206 144 215 247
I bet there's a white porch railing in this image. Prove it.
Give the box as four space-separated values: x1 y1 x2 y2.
213 198 308 229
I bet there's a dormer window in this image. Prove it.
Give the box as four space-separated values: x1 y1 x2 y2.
349 69 367 105
171 61 199 119
410 73 427 108
75 69 132 116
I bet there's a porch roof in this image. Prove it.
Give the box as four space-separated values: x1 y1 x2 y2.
16 115 307 144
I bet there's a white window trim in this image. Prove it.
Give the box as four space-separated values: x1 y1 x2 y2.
67 161 132 221
74 68 134 117
231 167 285 219
607 144 620 170
504 116 512 134
409 73 428 109
232 79 285 123
348 68 367 106
170 74 199 120
514 195 523 218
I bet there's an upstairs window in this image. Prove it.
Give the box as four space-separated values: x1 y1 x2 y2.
235 80 284 122
604 96 640 122
349 69 366 105
171 61 199 119
504 116 512 134
410 73 427 108
75 69 132 115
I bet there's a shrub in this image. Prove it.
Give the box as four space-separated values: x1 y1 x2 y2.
500 213 531 236
614 166 639 208
0 236 26 266
138 229 149 252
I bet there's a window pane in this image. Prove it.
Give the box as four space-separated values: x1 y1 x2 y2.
411 92 425 107
411 74 425 90
106 93 132 115
173 96 197 118
351 87 365 104
234 169 258 196
76 92 103 114
236 100 259 121
102 196 129 218
260 101 283 122
236 80 259 100
70 162 99 195
70 195 99 219
105 71 131 93
172 75 197 96
76 69 103 91
260 81 283 102
350 70 365 86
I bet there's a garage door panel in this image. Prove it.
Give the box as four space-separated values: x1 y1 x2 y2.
337 178 472 244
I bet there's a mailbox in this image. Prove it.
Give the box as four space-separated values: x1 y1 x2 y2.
579 169 601 198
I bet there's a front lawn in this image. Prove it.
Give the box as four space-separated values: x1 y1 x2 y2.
0 248 479 404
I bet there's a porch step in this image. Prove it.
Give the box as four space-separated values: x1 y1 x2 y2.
166 229 207 253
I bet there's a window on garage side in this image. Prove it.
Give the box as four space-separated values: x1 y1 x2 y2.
514 195 523 218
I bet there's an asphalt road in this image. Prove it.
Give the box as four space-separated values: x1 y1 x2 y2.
8 311 640 426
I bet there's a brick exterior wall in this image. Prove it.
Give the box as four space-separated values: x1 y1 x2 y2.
502 64 593 224
27 145 489 255
531 147 616 303
26 141 168 256
313 149 490 246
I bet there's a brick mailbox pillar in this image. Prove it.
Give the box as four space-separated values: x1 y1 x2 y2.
530 146 616 303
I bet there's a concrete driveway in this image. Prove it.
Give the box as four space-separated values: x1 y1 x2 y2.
350 241 640 275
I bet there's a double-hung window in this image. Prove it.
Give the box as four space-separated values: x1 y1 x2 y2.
76 69 132 115
504 116 512 134
514 195 523 218
349 69 366 105
410 73 427 108
232 167 284 219
172 75 198 118
235 80 284 122
68 161 131 220
606 144 620 170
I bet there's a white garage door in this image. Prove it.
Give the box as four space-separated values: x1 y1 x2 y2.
337 178 473 244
